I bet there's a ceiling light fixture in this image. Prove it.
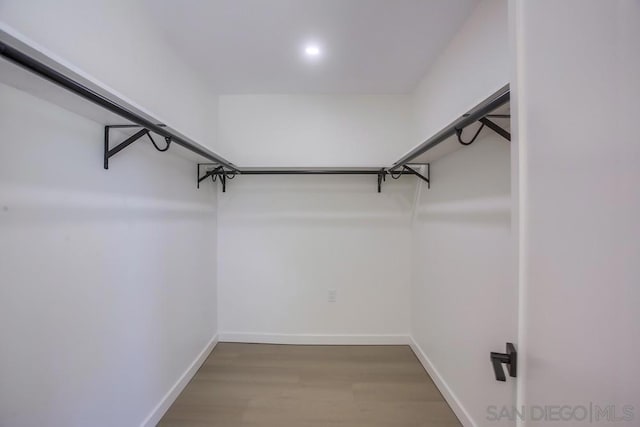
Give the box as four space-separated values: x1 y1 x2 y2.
304 44 322 58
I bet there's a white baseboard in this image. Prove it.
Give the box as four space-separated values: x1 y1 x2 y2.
409 337 475 427
219 332 411 345
140 334 218 427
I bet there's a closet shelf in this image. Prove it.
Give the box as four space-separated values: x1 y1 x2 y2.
0 28 237 171
196 165 430 193
389 85 510 169
1 27 508 193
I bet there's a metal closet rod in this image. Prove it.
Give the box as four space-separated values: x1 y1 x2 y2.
197 164 430 193
0 39 506 176
199 163 428 176
231 169 413 175
388 84 510 172
0 40 238 171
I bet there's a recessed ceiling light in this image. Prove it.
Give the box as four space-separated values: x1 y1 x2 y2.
304 45 321 57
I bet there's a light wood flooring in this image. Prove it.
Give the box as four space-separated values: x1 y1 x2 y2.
158 343 461 427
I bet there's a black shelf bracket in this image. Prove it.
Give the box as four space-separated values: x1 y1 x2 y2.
104 125 171 169
197 164 235 192
386 164 431 190
401 164 430 189
377 169 386 193
197 164 220 188
479 117 511 142
455 117 511 146
196 166 426 193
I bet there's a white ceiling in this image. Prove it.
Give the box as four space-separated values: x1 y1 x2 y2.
145 0 479 94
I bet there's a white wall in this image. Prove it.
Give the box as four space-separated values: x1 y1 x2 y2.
217 94 413 166
216 94 416 343
0 0 216 147
409 1 513 426
411 135 513 426
513 0 640 424
0 83 218 427
0 1 220 426
412 0 509 142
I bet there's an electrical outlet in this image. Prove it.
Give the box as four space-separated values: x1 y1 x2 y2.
328 289 337 303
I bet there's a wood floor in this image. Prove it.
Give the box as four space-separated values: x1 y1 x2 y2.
159 343 461 427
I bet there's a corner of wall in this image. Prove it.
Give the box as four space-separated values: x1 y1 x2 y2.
409 337 476 426
140 335 219 427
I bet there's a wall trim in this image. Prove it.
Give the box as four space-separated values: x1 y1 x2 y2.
409 337 475 427
140 334 219 427
219 332 411 345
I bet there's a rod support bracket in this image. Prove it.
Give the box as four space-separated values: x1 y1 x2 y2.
403 164 430 189
456 117 511 146
104 124 171 169
377 169 387 193
479 117 511 142
198 163 232 192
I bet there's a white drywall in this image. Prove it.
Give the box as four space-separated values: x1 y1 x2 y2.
217 94 414 166
217 176 415 342
0 83 218 427
0 0 217 147
0 2 221 426
412 0 509 142
513 0 640 424
409 1 513 426
411 135 513 427
216 94 416 341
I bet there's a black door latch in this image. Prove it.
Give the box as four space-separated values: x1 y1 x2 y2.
490 342 517 381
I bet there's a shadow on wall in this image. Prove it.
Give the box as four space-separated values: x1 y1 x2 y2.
0 83 218 426
217 174 419 227
0 83 217 208
414 134 511 226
